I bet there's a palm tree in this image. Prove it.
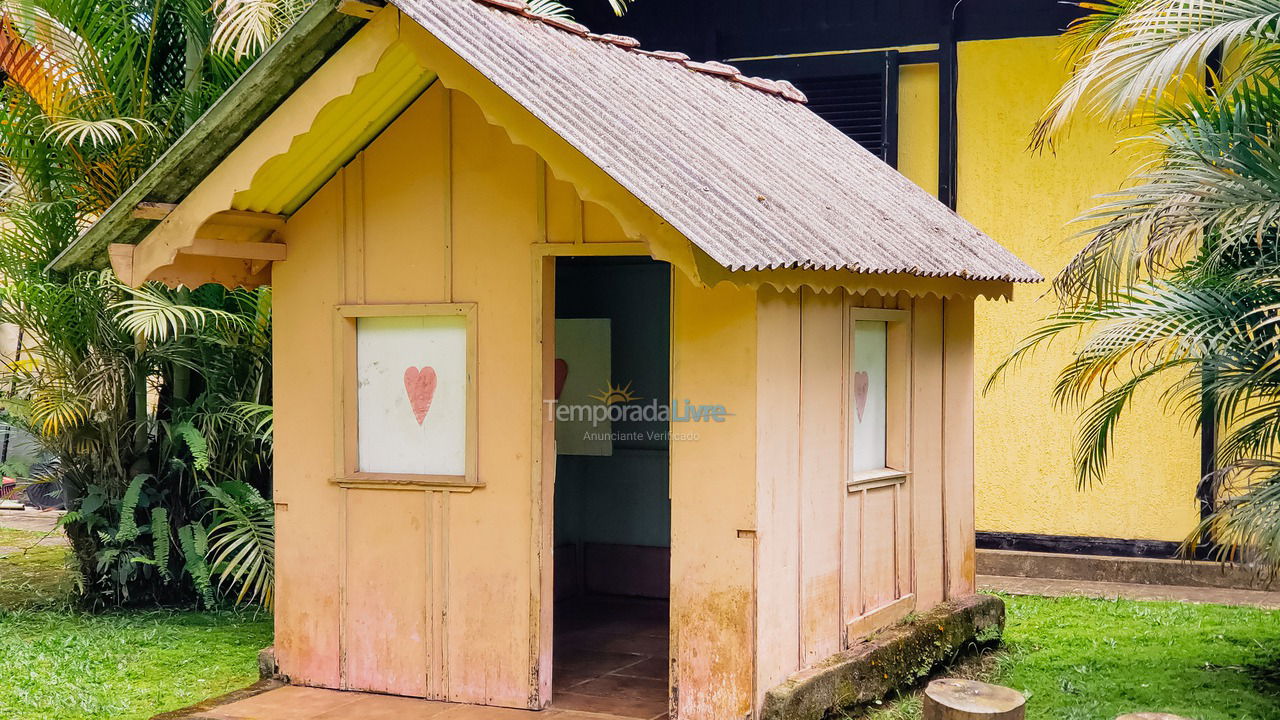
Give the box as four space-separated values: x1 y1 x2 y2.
993 0 1280 571
0 0 285 606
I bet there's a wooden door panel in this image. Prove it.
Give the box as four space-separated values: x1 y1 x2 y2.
343 488 430 697
842 480 914 643
860 485 897 611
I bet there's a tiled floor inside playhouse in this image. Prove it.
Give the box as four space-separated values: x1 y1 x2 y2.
550 596 669 719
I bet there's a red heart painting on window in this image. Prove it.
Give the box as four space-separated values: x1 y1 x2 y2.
853 370 870 421
403 366 438 425
554 358 569 400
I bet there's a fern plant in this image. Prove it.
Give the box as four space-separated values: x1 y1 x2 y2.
0 272 275 606
203 481 275 608
179 522 216 607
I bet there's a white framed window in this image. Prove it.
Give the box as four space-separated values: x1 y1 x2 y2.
847 307 910 489
333 303 479 488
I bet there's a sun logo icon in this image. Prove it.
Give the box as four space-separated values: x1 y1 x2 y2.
589 382 642 406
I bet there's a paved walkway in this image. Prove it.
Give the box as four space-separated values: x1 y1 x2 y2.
0 508 65 535
0 508 67 559
180 685 646 720
980 574 1280 609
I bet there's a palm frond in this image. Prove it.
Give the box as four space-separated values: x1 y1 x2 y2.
1054 76 1280 299
1186 460 1280 572
210 0 303 60
525 0 573 19
202 481 273 608
112 282 249 341
42 115 157 146
1035 0 1280 147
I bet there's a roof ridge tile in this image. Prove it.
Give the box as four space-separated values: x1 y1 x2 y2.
470 0 807 104
734 75 784 96
587 31 641 48
774 79 808 104
537 14 589 35
635 49 689 62
682 59 740 78
474 0 523 10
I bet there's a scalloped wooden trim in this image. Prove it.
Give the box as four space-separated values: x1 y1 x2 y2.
127 8 407 286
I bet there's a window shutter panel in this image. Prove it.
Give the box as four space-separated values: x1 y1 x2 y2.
790 52 899 167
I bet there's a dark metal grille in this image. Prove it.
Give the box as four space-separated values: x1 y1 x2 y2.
794 73 890 162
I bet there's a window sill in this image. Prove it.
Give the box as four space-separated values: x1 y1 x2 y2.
331 474 483 492
847 468 909 492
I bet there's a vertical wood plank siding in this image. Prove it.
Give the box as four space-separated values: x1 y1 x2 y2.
277 81 763 718
798 290 844 665
671 276 759 719
753 289 977 698
755 288 803 704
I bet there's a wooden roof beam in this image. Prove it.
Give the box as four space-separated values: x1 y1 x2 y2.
177 237 287 262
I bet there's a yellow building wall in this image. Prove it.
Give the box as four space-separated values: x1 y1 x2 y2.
931 36 1199 542
898 63 939 198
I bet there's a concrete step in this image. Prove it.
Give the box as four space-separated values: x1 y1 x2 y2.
979 575 1280 609
977 548 1275 591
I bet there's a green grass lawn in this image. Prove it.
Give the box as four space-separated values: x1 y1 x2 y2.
0 525 273 720
0 526 78 609
6 524 1279 720
866 593 1280 720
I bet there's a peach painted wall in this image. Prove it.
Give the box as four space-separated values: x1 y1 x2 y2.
751 288 977 704
272 77 762 718
274 83 538 707
670 275 759 719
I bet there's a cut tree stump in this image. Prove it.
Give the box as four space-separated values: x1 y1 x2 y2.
1116 715 1194 720
922 679 1026 720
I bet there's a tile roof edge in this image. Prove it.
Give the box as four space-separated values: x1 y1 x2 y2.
470 0 808 103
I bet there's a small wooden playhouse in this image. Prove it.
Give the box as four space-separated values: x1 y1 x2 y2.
56 0 1040 717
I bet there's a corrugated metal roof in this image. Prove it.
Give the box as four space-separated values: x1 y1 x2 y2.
395 0 1039 283
53 0 1039 285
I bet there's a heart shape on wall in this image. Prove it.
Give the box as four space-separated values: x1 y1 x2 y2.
403 366 438 425
853 371 870 421
554 358 569 400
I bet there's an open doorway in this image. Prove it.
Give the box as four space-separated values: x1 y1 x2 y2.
551 256 671 719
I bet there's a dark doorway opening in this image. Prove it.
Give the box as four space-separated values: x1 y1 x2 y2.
551 256 671 720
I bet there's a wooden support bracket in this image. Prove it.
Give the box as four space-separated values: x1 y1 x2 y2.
337 0 384 18
132 202 177 220
132 202 287 231
108 243 136 286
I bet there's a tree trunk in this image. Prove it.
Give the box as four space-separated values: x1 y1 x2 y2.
922 679 1026 720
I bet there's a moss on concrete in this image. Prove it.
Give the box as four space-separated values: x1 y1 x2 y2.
760 594 1005 720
